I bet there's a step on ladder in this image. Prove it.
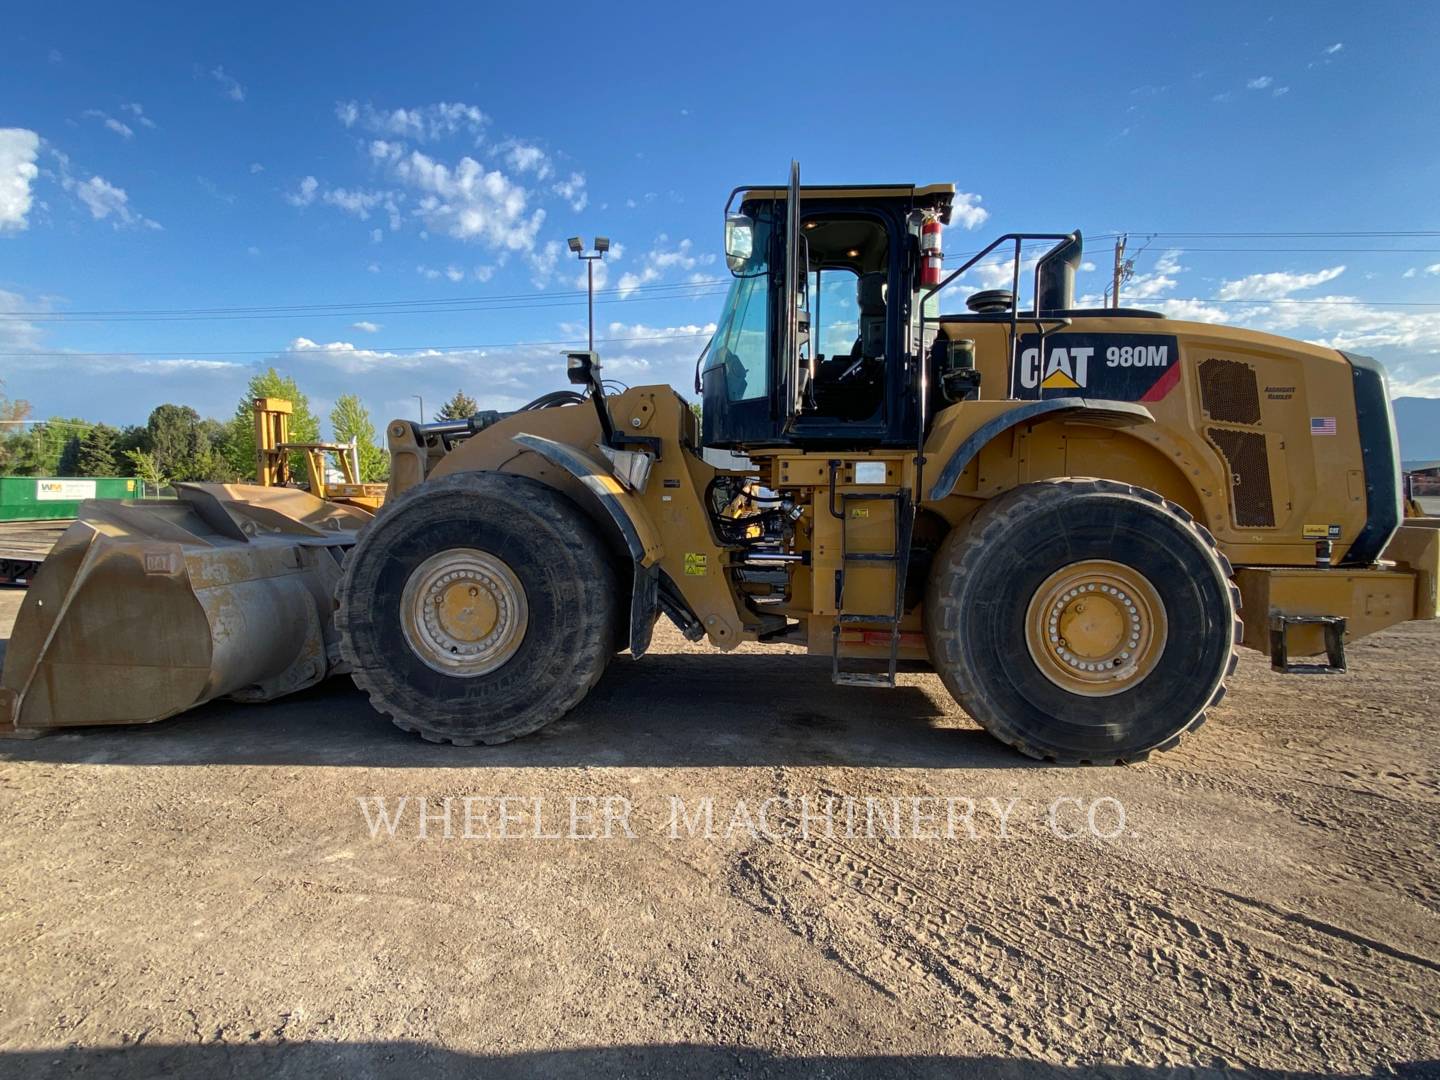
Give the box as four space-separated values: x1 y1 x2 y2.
829 480 914 688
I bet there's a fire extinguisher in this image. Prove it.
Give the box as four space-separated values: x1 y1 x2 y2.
920 215 944 286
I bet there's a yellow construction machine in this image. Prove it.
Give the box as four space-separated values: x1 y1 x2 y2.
254 397 387 512
4 163 1438 762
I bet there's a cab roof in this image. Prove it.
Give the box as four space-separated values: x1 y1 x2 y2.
734 183 958 223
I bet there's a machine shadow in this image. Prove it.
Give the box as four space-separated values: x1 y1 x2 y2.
0 649 1046 771
0 1043 1432 1080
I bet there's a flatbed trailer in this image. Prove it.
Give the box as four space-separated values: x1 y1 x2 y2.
0 519 72 586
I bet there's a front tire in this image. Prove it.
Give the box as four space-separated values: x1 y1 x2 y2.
924 479 1239 764
337 472 618 745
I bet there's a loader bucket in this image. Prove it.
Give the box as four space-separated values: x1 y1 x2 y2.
0 483 371 736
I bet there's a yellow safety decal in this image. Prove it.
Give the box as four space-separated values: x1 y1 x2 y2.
684 552 708 576
849 507 870 519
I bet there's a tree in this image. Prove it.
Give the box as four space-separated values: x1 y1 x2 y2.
146 404 209 481
435 389 480 421
330 393 388 482
0 378 30 427
4 418 91 476
126 448 168 494
75 424 121 477
224 368 320 480
57 434 84 476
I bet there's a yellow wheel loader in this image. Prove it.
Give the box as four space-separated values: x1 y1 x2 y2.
254 396 387 512
4 163 1438 762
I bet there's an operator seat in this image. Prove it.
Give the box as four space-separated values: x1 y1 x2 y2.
854 271 887 359
811 271 886 421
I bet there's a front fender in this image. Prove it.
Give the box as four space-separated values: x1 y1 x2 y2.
511 433 665 656
926 397 1155 502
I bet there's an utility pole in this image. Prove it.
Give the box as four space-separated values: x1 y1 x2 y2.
1111 234 1128 310
413 394 424 423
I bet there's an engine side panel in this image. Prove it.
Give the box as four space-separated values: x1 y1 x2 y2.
940 315 1379 567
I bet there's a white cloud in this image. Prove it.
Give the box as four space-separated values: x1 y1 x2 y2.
591 321 719 385
370 227 383 243
1254 297 1440 358
950 191 989 230
1247 75 1273 90
379 145 545 251
527 239 563 287
551 172 587 212
322 186 387 219
83 110 134 139
249 162 265 174
352 321 381 333
210 66 245 102
1402 268 1417 279
1125 249 1184 299
1096 254 1440 397
1216 265 1346 300
121 103 156 129
1148 297 1234 324
1324 42 1344 55
0 128 40 232
336 100 488 141
1272 86 1290 97
613 235 716 297
286 175 319 207
1426 264 1440 276
445 265 465 283
503 142 552 180
61 173 160 229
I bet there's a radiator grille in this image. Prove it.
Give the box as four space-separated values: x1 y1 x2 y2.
1199 358 1262 425
1207 427 1275 527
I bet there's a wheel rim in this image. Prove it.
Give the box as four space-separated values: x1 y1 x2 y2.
1023 559 1167 698
400 548 529 677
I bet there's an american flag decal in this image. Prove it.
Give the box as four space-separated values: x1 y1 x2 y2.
1310 416 1337 436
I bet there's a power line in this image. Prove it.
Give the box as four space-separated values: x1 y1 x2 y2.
0 277 733 321
1129 230 1440 238
1139 296 1440 307
1136 246 1440 253
0 328 714 360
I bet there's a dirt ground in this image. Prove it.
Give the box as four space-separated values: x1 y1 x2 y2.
0 586 1436 1079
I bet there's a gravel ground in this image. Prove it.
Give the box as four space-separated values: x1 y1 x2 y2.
0 587 1436 1079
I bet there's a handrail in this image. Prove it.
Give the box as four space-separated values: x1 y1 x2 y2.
912 232 1079 503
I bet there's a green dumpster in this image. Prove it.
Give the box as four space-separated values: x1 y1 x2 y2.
0 477 142 521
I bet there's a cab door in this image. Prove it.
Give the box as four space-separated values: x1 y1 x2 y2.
776 160 806 431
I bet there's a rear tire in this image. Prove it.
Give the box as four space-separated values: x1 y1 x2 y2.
924 478 1239 764
336 472 618 745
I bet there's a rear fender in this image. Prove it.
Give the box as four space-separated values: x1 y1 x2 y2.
510 433 666 657
925 397 1156 502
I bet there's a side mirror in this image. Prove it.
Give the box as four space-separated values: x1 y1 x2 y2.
566 350 601 387
724 214 754 273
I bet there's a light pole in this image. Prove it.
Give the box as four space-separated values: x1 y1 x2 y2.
413 394 425 422
568 236 610 350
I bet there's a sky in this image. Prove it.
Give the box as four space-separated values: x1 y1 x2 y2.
3 2 1440 439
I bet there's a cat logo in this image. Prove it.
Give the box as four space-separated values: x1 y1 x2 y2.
1018 345 1093 391
1011 333 1180 402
